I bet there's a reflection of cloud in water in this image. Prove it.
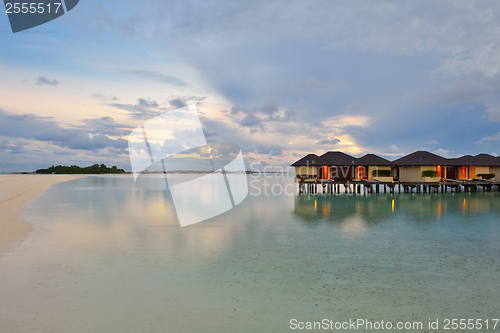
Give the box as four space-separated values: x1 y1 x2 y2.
340 215 367 236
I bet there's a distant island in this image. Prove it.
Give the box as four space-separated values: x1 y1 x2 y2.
36 164 125 174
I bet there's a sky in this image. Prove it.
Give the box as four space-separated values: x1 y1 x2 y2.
1 0 500 172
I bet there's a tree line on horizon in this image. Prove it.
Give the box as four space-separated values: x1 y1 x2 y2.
36 164 125 174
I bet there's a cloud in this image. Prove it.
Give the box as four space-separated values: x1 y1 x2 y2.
137 98 158 108
419 77 498 106
485 103 500 122
8 1 500 169
84 1 500 76
254 144 283 156
36 76 59 86
385 144 400 154
110 98 163 119
239 114 263 129
478 132 500 141
91 93 119 101
432 148 451 157
10 141 26 154
64 134 128 151
124 70 187 86
201 127 217 140
0 139 25 154
0 109 130 153
169 98 187 109
416 71 500 123
427 140 438 144
290 77 328 92
229 96 296 131
34 128 80 142
317 138 341 145
72 1 500 159
259 97 279 117
34 128 128 151
82 117 134 137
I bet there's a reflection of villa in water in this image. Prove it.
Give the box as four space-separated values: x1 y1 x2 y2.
292 151 500 193
293 192 499 224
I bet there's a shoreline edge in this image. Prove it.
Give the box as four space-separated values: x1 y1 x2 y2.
0 175 81 257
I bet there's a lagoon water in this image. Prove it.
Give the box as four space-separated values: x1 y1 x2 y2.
1 175 499 332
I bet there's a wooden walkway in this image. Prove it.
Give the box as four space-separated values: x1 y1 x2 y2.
298 179 500 194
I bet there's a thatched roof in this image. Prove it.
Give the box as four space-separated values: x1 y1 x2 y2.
290 154 320 166
319 151 356 166
447 155 475 166
291 150 500 168
473 154 500 166
356 154 393 166
391 151 448 166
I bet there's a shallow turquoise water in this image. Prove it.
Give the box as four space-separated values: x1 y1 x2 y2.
0 175 499 332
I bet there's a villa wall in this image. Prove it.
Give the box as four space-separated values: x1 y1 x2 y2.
488 167 500 180
468 166 475 179
399 165 498 181
367 166 391 180
294 166 317 182
475 166 490 178
399 166 419 182
399 165 439 182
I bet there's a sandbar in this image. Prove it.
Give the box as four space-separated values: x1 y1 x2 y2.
0 175 81 257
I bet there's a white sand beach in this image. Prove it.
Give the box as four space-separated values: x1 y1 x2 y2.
0 175 80 256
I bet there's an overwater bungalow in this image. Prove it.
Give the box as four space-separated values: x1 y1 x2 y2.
355 154 393 181
292 151 394 182
291 153 320 181
471 154 500 180
391 151 448 182
319 151 357 181
291 150 500 193
446 154 500 180
447 155 475 179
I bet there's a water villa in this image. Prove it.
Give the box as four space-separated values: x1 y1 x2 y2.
291 151 500 193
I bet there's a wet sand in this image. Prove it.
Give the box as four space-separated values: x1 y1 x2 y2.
0 175 80 257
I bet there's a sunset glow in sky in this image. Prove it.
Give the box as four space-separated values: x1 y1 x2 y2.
1 1 500 172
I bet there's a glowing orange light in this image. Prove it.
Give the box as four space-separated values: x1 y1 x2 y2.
323 166 329 180
437 165 442 178
461 166 466 179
